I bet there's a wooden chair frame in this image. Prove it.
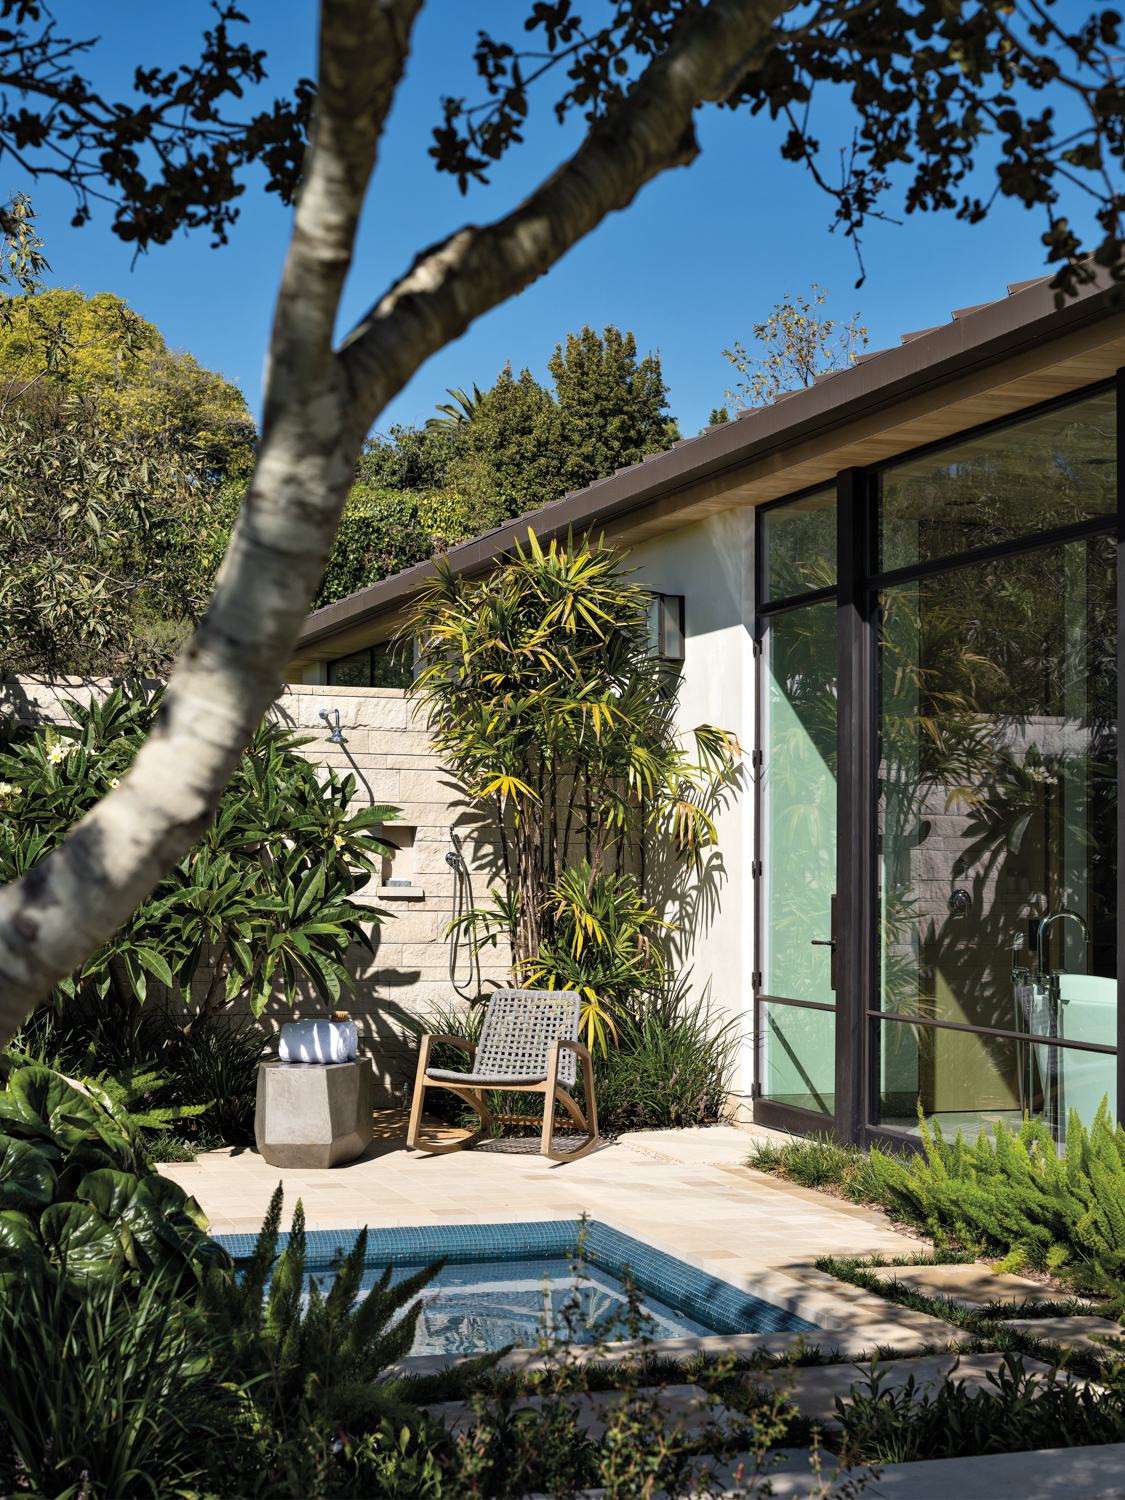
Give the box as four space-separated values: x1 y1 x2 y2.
406 1032 599 1164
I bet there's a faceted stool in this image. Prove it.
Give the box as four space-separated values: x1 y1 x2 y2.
255 1057 374 1168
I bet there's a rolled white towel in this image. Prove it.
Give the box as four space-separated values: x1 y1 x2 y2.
278 1019 358 1065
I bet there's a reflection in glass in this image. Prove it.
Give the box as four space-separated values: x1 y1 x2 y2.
762 487 837 600
877 535 1117 1142
761 601 837 1007
762 1002 835 1116
879 388 1116 573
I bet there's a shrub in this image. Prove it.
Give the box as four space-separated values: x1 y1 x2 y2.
153 1015 268 1147
12 994 268 1151
841 1352 1125 1464
0 1267 234 1499
868 1101 1125 1300
594 992 741 1132
0 1056 229 1291
0 684 398 1038
749 1134 886 1205
200 1184 441 1435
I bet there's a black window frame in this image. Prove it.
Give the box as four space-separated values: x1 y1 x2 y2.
753 376 1123 1147
753 483 843 1139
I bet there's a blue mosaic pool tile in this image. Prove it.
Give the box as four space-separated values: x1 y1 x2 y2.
212 1219 818 1336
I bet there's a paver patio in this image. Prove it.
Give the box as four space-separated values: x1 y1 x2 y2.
157 1117 963 1348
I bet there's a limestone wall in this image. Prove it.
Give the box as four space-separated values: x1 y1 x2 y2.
0 675 508 1104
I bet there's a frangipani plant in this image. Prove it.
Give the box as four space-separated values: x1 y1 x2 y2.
0 686 397 1039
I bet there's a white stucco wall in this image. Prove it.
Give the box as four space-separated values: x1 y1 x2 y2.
624 507 756 1117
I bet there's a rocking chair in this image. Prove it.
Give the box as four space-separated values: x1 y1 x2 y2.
406 988 599 1163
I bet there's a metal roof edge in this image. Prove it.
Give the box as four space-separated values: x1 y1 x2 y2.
296 270 1120 652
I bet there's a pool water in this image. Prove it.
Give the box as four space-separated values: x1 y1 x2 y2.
219 1220 818 1355
345 1258 719 1356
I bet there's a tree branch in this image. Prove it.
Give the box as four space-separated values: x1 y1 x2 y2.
338 0 789 428
0 0 422 1043
0 0 785 1045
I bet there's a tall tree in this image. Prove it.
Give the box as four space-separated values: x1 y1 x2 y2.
459 363 565 525
0 284 257 484
0 1 1122 1042
549 324 674 492
722 286 868 408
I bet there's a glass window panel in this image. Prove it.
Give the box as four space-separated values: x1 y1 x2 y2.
762 487 837 601
329 651 372 687
762 1002 835 1116
371 642 412 688
879 388 1116 572
761 600 837 1006
876 1021 1115 1143
876 533 1117 1146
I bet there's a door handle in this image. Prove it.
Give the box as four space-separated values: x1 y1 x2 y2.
810 895 838 991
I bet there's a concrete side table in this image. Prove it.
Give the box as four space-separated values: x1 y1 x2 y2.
255 1057 374 1168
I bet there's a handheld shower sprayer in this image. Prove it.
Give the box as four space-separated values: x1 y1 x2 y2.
446 827 478 999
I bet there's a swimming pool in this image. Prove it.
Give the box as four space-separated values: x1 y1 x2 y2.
214 1220 818 1356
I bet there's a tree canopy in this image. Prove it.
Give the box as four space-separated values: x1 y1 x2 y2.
314 323 676 606
0 203 256 675
0 284 257 484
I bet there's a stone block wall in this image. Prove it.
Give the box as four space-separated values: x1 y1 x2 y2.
0 675 508 1104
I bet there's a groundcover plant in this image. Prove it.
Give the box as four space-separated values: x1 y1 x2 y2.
752 1103 1125 1309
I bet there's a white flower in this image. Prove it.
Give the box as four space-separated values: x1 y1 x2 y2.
47 743 68 765
333 833 346 849
110 777 120 789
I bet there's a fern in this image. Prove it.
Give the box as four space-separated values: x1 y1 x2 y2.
200 1185 445 1430
869 1098 1125 1306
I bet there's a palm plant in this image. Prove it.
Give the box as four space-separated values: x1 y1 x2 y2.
425 382 488 432
407 531 738 1048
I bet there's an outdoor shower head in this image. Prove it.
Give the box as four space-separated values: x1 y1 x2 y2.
318 707 345 744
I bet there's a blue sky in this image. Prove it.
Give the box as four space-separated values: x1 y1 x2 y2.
29 2 1102 440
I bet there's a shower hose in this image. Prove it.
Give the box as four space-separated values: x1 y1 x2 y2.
445 827 478 999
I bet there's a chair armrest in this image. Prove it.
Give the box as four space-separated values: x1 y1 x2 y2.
423 1034 476 1052
554 1039 592 1063
418 1034 477 1073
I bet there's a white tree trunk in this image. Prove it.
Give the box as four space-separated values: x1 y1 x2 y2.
0 0 789 1045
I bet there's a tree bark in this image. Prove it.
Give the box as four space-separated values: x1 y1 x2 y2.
0 0 791 1045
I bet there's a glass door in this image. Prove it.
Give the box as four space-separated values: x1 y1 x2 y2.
872 387 1118 1145
756 488 839 1123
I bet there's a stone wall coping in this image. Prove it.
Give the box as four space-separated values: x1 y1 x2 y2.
280 683 406 699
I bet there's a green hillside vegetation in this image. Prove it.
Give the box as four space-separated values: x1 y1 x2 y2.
0 198 258 677
312 322 678 611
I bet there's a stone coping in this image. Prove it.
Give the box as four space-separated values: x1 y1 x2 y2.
535 1441 1125 1499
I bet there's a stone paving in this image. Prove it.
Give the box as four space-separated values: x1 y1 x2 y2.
868 1261 1085 1308
158 1118 918 1284
158 1116 968 1356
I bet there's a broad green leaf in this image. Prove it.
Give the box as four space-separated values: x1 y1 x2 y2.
0 1137 57 1213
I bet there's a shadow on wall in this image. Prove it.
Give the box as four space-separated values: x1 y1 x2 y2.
0 674 163 727
645 758 744 981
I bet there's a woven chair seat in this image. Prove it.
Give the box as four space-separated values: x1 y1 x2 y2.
425 1067 552 1088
